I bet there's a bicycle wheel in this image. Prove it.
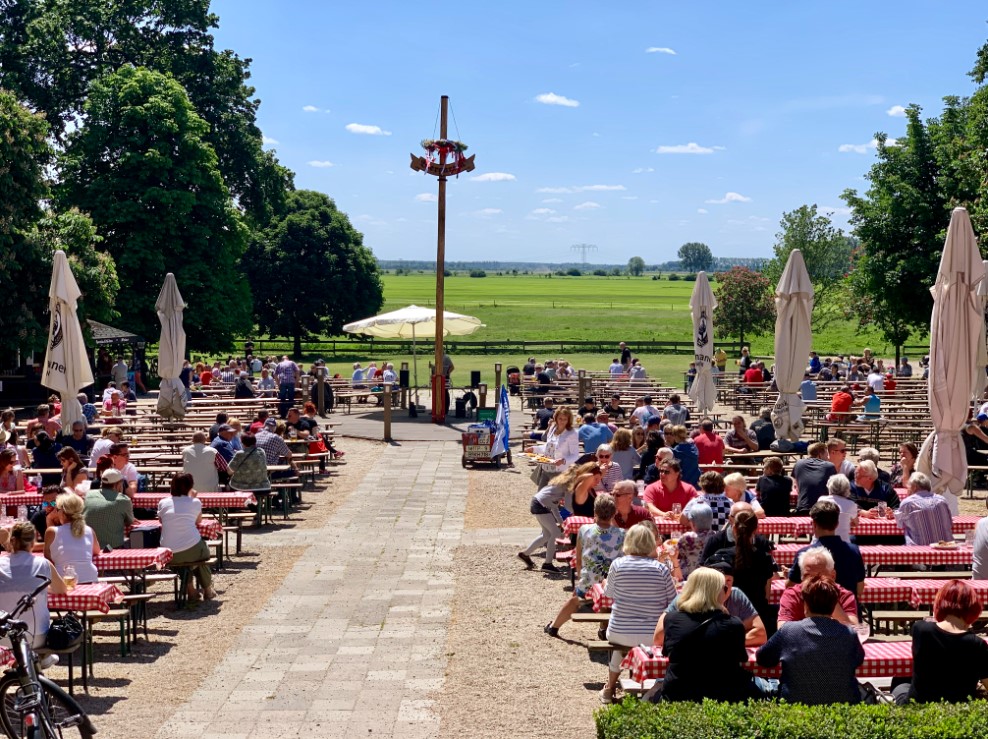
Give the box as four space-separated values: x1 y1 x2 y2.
0 674 95 739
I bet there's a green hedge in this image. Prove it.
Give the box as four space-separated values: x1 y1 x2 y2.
595 698 988 739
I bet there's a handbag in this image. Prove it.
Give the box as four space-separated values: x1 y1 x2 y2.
45 612 83 650
308 439 328 454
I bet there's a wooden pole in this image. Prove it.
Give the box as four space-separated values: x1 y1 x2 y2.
433 95 449 423
383 384 392 441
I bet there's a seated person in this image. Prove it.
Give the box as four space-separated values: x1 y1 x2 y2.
29 485 63 540
642 460 697 518
102 390 127 418
529 397 556 440
723 472 765 518
778 547 858 625
44 493 100 584
159 474 216 602
749 407 776 450
855 387 881 421
826 385 855 422
675 503 715 579
724 416 758 452
611 481 652 529
893 579 988 704
118 381 138 403
755 457 793 517
894 471 952 545
757 575 864 704
0 522 67 648
228 434 272 494
850 460 899 513
84 468 136 549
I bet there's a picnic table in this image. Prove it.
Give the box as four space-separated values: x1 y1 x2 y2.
621 641 915 682
49 582 125 614
129 519 223 540
907 579 988 608
131 491 256 512
773 543 974 570
93 547 172 573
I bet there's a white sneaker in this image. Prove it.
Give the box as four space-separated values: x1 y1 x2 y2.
38 655 59 670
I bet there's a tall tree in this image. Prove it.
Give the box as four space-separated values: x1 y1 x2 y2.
246 190 385 358
627 256 645 276
764 205 854 329
678 242 713 273
842 107 948 359
0 0 293 224
56 65 251 350
713 267 775 349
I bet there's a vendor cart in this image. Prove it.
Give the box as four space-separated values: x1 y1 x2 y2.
461 412 509 468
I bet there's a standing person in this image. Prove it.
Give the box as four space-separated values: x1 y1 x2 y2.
274 355 300 418
111 356 129 388
792 442 836 513
96 349 113 394
714 347 728 373
533 407 580 489
619 342 632 371
130 351 148 394
738 346 752 376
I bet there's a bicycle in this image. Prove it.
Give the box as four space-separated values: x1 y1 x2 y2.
0 577 96 738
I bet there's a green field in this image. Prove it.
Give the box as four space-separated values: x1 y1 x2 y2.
380 273 925 357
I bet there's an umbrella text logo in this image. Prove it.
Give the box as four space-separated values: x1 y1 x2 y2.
50 305 64 352
696 309 709 348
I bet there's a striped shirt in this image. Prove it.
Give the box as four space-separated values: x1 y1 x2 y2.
594 463 625 494
894 490 953 545
604 556 677 637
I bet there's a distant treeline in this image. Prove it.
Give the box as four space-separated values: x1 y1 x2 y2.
378 257 768 273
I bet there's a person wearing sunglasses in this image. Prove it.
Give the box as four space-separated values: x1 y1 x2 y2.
593 445 624 493
28 485 62 541
643 460 697 519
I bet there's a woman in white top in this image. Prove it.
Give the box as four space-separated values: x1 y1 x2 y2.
0 522 67 648
159 473 215 601
533 407 579 485
44 493 100 584
817 473 858 543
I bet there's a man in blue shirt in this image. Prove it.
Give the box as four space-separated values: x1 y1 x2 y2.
808 352 822 375
578 412 613 454
800 373 817 401
787 501 865 600
210 425 237 464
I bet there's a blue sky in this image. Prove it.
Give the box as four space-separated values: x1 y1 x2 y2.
211 1 988 264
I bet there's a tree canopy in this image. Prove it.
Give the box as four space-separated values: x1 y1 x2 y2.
246 190 385 357
627 256 645 276
713 267 775 349
56 65 251 350
678 242 714 273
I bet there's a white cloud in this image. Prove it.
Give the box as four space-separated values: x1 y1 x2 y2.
574 201 601 210
302 105 320 112
838 138 897 154
887 105 907 117
541 198 563 204
535 92 580 108
307 160 335 168
262 135 279 145
656 142 721 154
546 216 570 223
531 208 556 215
415 193 437 202
646 47 677 55
537 187 573 194
632 167 655 173
621 196 639 200
471 172 516 182
697 208 708 214
473 208 502 217
705 191 752 204
346 123 392 136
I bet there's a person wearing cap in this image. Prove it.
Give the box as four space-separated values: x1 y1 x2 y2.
631 396 660 428
210 425 238 465
84 468 135 549
254 418 295 479
603 394 626 421
578 412 614 455
182 432 220 492
580 397 599 418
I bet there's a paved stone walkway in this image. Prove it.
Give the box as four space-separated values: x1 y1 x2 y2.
156 441 466 739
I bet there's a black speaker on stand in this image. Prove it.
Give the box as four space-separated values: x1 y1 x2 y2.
470 370 481 388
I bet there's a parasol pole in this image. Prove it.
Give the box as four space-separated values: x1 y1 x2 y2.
433 95 449 422
412 323 419 407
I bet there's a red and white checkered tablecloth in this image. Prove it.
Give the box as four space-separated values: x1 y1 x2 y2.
907 579 988 609
129 519 223 540
773 543 973 567
0 493 43 507
0 648 12 668
768 577 912 605
94 547 173 572
589 582 612 613
562 517 594 537
49 582 125 614
622 640 915 682
132 492 256 510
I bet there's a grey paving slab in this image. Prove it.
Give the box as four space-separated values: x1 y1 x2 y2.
156 441 467 739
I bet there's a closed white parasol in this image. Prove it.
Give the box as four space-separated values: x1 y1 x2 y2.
155 273 188 420
771 250 814 441
687 271 718 415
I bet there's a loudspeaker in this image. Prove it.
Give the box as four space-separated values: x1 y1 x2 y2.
399 369 410 387
470 370 481 387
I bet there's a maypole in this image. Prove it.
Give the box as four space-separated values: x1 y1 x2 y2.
410 95 475 422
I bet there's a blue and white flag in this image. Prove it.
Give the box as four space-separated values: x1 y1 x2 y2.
491 384 510 457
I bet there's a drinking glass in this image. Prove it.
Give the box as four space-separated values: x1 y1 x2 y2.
63 565 77 591
876 502 887 518
852 621 871 643
671 503 683 518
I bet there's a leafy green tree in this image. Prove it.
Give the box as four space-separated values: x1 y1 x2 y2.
246 190 384 358
56 65 251 350
842 107 947 359
678 242 713 273
764 205 854 329
627 256 645 276
0 0 292 224
713 267 775 349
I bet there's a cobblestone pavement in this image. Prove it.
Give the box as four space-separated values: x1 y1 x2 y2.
155 441 466 739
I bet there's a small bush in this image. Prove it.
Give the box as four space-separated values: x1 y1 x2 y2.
594 269 608 276
595 698 988 739
469 269 487 278
667 273 681 281
443 269 452 277
567 268 582 276
683 273 697 281
651 275 661 281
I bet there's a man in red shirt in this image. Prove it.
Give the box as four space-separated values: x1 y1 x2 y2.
778 547 859 625
744 363 764 384
692 418 725 472
827 385 855 421
612 480 652 528
642 460 698 518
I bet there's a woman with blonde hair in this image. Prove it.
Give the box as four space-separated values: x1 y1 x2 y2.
532 406 580 489
519 462 602 572
44 493 100 584
657 567 754 702
0 522 66 647
599 523 676 703
723 472 765 518
610 429 641 481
